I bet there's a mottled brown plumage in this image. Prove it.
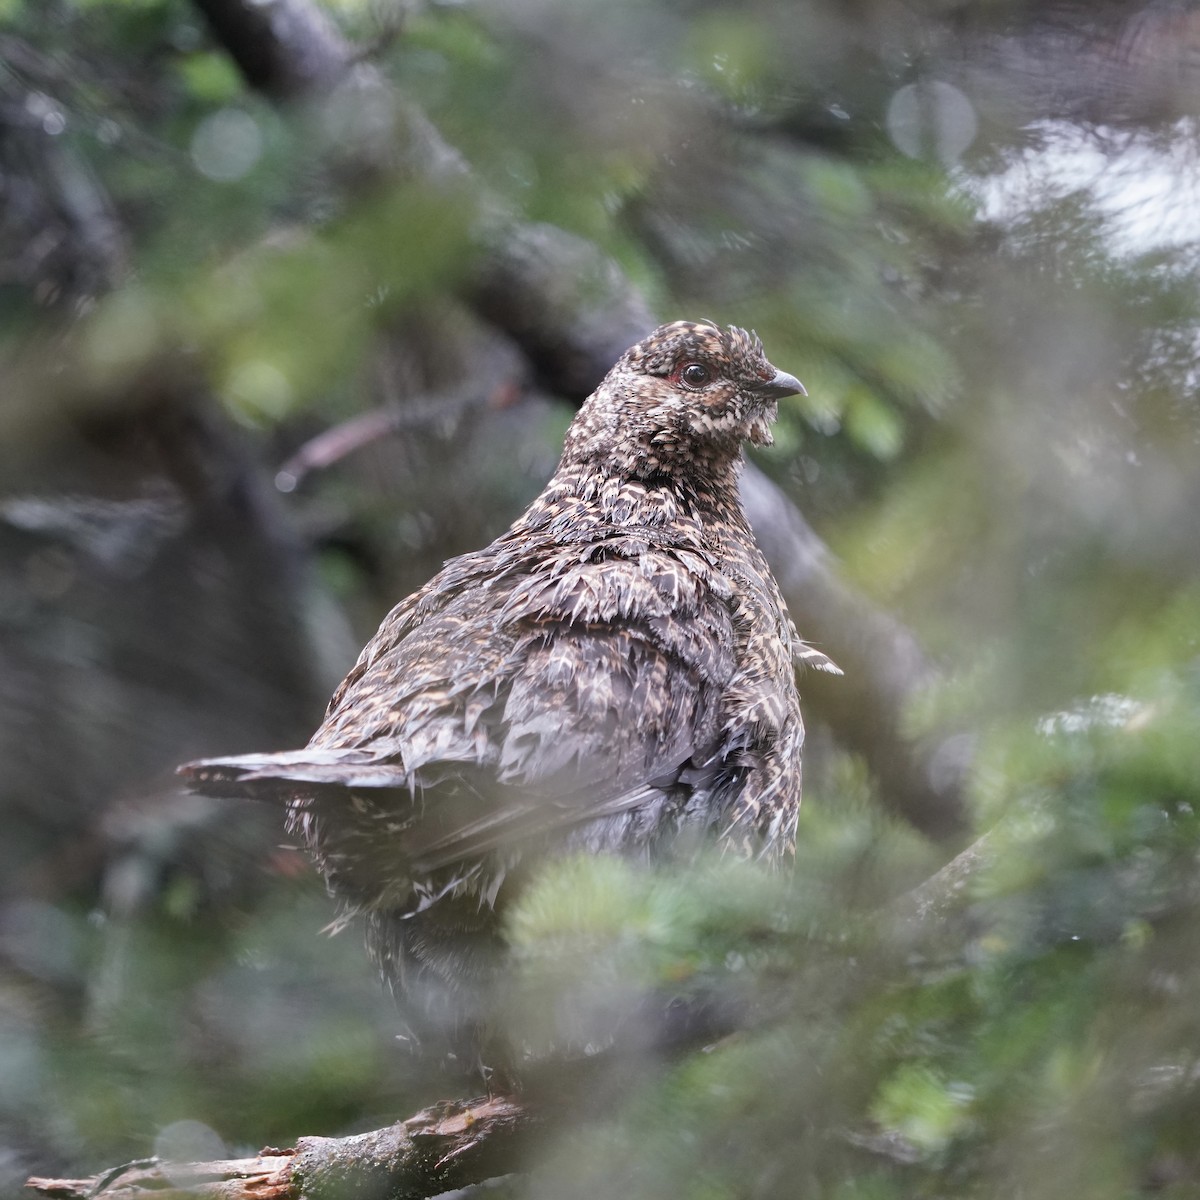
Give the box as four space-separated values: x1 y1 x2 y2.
180 320 837 1067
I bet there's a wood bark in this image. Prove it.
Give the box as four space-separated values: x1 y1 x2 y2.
26 1096 529 1200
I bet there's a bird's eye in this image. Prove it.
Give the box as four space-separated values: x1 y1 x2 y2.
680 362 711 388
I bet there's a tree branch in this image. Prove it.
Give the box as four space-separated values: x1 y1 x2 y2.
738 468 971 841
189 0 351 100
26 1096 530 1200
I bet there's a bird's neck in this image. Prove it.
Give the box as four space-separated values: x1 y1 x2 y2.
525 446 749 541
556 380 752 504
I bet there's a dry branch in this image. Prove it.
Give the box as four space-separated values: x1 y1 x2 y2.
27 1096 530 1200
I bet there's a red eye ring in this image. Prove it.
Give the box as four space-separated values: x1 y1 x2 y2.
679 362 711 388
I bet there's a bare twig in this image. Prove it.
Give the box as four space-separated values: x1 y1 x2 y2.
274 381 524 492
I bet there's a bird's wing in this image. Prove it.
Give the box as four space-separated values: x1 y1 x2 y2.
391 539 739 870
181 535 740 878
321 539 515 716
498 546 735 789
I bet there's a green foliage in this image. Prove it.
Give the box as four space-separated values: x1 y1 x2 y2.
19 884 415 1159
504 668 1200 1198
504 854 795 1059
176 52 244 106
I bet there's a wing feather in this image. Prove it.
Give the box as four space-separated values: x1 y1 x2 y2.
183 531 739 889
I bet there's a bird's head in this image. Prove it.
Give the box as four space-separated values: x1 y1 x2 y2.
563 320 806 482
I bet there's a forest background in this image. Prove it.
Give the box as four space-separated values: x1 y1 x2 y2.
4 1 1200 1196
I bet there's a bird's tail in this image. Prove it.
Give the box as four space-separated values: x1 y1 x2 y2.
177 747 410 799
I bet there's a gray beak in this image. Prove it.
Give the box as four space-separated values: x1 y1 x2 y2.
754 368 807 399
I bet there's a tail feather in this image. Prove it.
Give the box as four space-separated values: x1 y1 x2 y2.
177 747 410 798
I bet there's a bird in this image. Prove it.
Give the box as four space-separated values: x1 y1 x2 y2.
179 319 839 1074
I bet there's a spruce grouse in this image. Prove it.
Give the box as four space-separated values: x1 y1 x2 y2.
180 319 838 1068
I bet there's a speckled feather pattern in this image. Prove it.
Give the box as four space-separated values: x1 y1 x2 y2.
180 320 837 1064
